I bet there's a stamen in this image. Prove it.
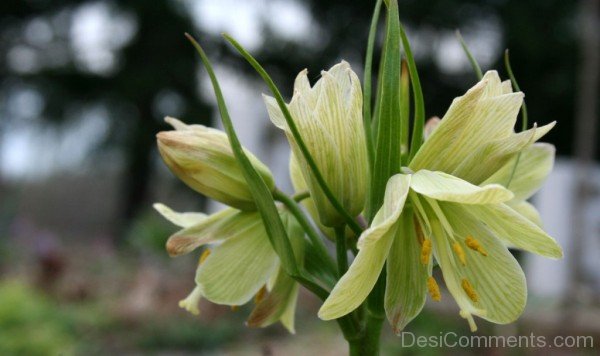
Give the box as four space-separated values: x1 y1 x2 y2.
427 276 441 301
461 279 478 302
452 242 467 266
230 305 239 312
198 248 212 265
465 236 488 256
254 285 267 304
420 239 432 265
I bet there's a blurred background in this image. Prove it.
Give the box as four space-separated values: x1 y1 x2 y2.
0 0 598 354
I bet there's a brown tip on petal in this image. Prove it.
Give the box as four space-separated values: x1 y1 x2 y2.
166 235 195 257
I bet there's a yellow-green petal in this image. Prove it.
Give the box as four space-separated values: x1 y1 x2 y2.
165 208 247 257
452 122 555 184
509 201 543 227
463 203 562 258
358 174 411 247
196 220 278 305
410 71 523 173
318 226 395 320
247 212 304 333
153 203 206 228
410 170 513 204
483 143 555 201
319 174 410 319
437 204 527 326
385 209 428 333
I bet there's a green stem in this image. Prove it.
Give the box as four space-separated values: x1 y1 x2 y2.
273 189 337 276
349 313 384 356
334 225 348 277
292 190 310 202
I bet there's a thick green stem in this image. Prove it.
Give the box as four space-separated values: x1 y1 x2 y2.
335 225 348 277
349 313 384 356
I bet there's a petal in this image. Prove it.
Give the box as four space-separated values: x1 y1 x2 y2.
153 203 206 228
196 221 279 305
410 71 523 173
482 143 555 201
435 204 527 326
410 170 513 204
246 265 298 332
263 94 287 129
463 203 562 258
385 209 428 333
358 174 411 247
318 226 395 320
165 209 253 257
452 122 555 184
509 201 543 227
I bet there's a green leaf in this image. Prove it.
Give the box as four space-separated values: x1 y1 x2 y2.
368 0 402 222
223 34 362 235
504 49 530 188
363 0 383 175
185 34 298 276
401 23 426 161
455 30 483 80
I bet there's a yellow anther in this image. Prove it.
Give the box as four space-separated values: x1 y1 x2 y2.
230 305 239 312
452 242 467 266
465 236 488 256
461 279 478 302
254 285 267 304
198 249 212 265
427 276 441 302
420 239 432 265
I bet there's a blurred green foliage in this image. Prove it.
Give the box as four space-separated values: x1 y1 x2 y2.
0 281 81 355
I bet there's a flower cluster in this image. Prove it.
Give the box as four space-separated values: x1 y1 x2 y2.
155 61 561 336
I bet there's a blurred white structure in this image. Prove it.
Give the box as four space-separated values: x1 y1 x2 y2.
528 160 600 299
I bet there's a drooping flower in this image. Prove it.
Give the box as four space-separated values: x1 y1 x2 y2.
318 71 562 332
156 117 275 211
154 203 303 333
264 61 368 227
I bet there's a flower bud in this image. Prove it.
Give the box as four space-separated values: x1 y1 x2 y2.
157 117 275 210
264 61 368 226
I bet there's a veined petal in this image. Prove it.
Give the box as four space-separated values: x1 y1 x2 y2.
410 71 523 173
358 174 411 247
410 170 513 204
452 122 555 184
438 204 527 326
165 208 249 257
196 221 279 305
153 203 206 228
318 225 396 320
483 143 555 201
246 211 305 333
463 203 562 258
246 265 298 332
509 201 543 227
385 210 428 333
263 95 286 129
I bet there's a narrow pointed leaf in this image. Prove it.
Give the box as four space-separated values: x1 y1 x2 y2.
368 0 402 221
185 34 298 275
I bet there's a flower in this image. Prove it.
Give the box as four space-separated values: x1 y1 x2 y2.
264 61 368 227
318 71 562 332
156 117 275 211
153 202 303 333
